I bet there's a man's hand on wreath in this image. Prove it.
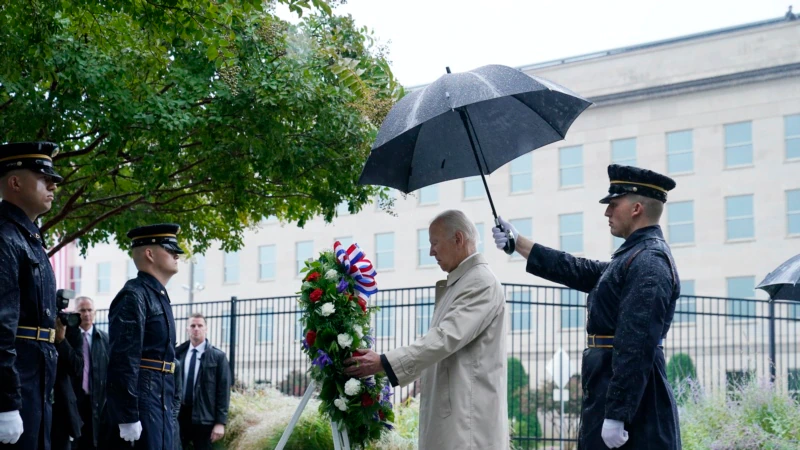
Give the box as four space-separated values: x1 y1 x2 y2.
343 349 383 378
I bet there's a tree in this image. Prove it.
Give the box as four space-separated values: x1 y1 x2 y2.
0 0 401 255
506 357 542 442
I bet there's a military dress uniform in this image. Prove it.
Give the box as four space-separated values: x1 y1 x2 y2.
0 142 63 449
105 224 183 449
526 165 682 450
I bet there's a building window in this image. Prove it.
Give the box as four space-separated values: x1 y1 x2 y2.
296 241 313 276
674 280 696 323
561 289 586 329
510 153 533 193
559 213 583 253
418 185 438 205
375 188 397 211
788 189 800 236
259 245 276 281
611 138 637 166
417 229 435 266
97 262 111 293
612 235 625 252
509 290 531 331
786 114 800 160
668 201 694 244
374 299 394 338
725 195 754 240
69 266 82 294
219 309 230 344
416 298 434 336
724 121 753 168
509 218 532 260
223 251 240 284
257 308 274 343
727 276 756 320
126 260 137 280
666 130 693 174
463 176 485 199
375 233 394 270
336 202 350 216
192 255 206 287
559 145 583 187
475 222 484 253
335 236 354 248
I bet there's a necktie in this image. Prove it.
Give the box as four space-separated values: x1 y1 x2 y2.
82 332 91 394
184 349 198 406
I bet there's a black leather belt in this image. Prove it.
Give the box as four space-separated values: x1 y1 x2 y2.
140 358 176 374
587 334 664 349
17 326 56 343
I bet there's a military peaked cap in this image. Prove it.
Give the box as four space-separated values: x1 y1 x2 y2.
599 164 676 204
0 141 63 182
127 223 185 254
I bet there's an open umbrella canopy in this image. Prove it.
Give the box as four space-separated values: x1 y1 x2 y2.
756 253 800 301
358 64 592 193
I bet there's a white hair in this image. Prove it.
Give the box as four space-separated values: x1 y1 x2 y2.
432 209 478 244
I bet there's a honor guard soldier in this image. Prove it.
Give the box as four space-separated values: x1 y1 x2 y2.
106 224 183 449
493 165 682 450
0 142 62 449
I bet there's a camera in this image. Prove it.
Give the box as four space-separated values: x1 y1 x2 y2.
56 288 81 328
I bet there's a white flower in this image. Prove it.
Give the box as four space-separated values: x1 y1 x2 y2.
301 281 312 290
337 333 353 349
344 378 362 396
319 303 336 317
353 325 363 337
325 269 339 281
333 397 348 411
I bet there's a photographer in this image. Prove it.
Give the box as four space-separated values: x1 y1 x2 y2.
51 312 83 450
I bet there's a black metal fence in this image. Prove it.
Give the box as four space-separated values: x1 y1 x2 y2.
94 285 800 449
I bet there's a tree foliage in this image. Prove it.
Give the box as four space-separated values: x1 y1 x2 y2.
0 0 401 255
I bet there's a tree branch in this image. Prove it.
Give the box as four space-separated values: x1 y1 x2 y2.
40 184 88 233
54 133 109 162
0 97 14 112
47 196 145 256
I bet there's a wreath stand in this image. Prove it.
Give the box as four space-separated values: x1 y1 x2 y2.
275 380 351 450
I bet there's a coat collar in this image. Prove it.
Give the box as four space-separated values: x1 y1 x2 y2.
446 253 486 287
177 339 215 356
137 271 169 298
0 200 45 245
612 225 665 258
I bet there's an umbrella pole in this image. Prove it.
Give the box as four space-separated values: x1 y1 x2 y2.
457 107 516 254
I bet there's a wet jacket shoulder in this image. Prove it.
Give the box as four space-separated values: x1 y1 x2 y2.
176 340 231 425
526 243 610 293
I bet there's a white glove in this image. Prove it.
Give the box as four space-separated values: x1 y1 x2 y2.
119 421 143 442
601 419 629 448
0 410 24 444
491 216 517 250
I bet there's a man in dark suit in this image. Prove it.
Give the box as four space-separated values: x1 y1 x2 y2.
58 297 109 450
175 313 231 450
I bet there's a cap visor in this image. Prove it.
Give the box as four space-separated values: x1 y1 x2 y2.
599 192 626 204
162 243 185 254
44 167 63 183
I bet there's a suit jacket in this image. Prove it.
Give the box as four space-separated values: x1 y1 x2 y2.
384 254 509 450
62 325 109 447
175 340 231 426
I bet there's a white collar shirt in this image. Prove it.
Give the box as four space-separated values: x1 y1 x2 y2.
183 340 207 387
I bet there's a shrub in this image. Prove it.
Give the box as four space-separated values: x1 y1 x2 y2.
679 377 800 449
667 353 698 405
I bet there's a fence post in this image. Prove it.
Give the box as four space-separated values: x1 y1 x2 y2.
229 296 237 383
768 298 776 383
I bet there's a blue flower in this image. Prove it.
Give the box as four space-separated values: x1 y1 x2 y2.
336 278 349 293
364 376 376 388
312 349 333 368
381 383 393 407
301 339 309 351
384 423 394 430
363 335 375 348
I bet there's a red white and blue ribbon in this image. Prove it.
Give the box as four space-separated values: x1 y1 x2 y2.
334 241 378 302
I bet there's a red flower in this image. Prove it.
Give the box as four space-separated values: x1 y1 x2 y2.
357 298 367 313
361 393 375 407
346 293 354 301
309 288 323 302
378 410 385 421
306 272 321 282
353 350 367 357
306 330 317 346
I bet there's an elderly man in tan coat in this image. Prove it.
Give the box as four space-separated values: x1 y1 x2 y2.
345 210 509 450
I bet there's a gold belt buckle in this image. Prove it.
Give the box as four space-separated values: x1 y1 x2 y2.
161 361 175 373
587 334 595 347
37 327 55 343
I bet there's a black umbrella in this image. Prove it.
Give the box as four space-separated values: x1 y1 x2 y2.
358 64 592 254
756 253 800 301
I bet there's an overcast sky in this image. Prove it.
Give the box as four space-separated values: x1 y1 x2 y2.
277 0 793 87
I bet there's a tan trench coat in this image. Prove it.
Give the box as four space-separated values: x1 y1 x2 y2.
385 254 509 450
